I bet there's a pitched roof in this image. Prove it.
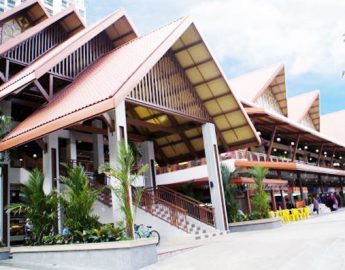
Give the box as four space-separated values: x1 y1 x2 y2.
0 8 136 101
245 106 345 157
0 0 48 26
228 64 288 116
288 90 320 131
0 16 260 152
321 110 345 143
0 6 85 56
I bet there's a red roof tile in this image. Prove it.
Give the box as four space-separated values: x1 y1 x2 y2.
0 8 134 101
0 16 259 151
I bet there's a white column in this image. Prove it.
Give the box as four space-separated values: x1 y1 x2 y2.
92 120 105 171
42 132 62 232
42 132 59 194
68 132 77 162
139 141 156 188
202 123 228 231
107 102 132 226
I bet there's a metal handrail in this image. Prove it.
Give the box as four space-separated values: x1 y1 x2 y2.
135 187 189 232
147 187 215 227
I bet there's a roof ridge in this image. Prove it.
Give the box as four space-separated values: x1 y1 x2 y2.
110 16 187 52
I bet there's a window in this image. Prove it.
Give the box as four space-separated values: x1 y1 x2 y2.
61 0 67 7
44 0 53 6
7 0 15 8
46 7 53 15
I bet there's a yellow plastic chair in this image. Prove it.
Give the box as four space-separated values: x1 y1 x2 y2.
291 209 302 221
302 207 309 219
282 210 291 223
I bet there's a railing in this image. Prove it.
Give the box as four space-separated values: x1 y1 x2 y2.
134 187 189 232
146 186 215 227
156 149 336 174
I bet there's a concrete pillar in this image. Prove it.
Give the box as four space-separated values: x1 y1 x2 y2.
107 102 133 227
139 141 156 188
67 132 77 163
42 132 59 194
42 132 61 232
202 123 228 231
270 189 277 211
92 120 105 171
280 189 287 209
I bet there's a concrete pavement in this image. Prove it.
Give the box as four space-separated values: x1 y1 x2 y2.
144 210 345 270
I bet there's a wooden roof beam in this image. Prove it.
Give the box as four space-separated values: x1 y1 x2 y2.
193 75 223 87
172 40 203 54
33 80 50 102
167 115 199 159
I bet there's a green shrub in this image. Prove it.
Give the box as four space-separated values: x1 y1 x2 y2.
7 169 58 245
60 165 100 232
221 164 239 223
42 224 126 245
249 165 270 219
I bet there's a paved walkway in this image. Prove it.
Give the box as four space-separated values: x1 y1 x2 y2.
144 210 345 270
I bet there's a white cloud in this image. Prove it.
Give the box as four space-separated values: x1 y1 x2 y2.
186 0 345 77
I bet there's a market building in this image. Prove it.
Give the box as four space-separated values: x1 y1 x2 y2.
0 0 345 246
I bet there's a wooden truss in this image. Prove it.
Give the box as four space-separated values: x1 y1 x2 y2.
127 51 211 123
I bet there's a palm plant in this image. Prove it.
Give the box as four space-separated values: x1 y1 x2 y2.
249 165 269 219
221 164 239 223
60 165 99 232
7 169 58 244
99 140 148 238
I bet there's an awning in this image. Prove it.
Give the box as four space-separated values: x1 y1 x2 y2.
230 177 288 191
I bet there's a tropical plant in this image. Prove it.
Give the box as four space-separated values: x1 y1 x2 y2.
7 169 58 244
60 165 99 232
99 140 148 238
249 165 270 219
221 164 240 223
181 183 204 202
42 223 126 245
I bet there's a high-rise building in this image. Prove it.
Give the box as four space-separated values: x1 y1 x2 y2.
0 0 86 20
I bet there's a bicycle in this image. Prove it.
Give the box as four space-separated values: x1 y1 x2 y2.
134 224 160 245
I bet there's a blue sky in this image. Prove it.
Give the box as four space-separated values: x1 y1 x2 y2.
85 0 345 115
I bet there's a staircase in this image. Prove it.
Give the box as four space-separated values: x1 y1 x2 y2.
94 182 218 236
135 186 217 235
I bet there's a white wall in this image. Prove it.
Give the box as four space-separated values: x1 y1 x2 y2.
135 208 188 243
93 201 188 243
156 159 236 186
8 167 30 185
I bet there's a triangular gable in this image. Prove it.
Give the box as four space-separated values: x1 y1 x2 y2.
0 0 49 44
288 90 320 131
0 16 260 153
0 8 137 101
321 110 345 143
229 64 288 116
0 6 85 56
